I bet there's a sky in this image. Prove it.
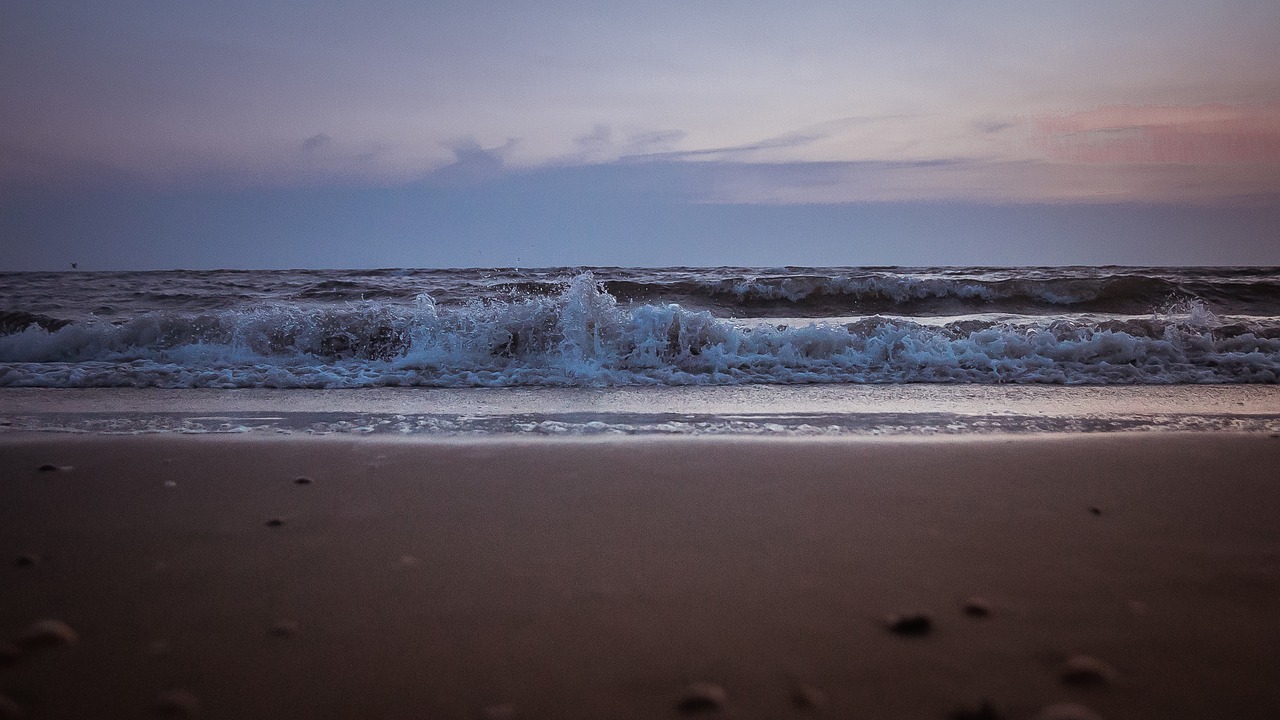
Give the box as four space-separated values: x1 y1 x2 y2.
2 0 1279 269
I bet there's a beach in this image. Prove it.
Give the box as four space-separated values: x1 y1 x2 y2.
4 427 1280 719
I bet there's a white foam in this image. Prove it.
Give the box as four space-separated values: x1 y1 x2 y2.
1 274 1277 387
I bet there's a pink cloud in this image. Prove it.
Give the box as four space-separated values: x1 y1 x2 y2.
1031 103 1280 165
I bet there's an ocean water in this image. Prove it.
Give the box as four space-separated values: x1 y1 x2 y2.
2 266 1280 389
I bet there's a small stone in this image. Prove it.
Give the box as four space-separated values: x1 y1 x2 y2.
154 689 202 718
293 477 313 485
37 464 60 472
1088 506 1102 516
950 699 1005 720
677 682 727 714
0 694 22 720
789 683 827 711
1034 703 1105 720
265 517 285 527
269 620 300 638
13 554 39 568
18 619 78 649
886 612 933 636
163 480 177 488
480 703 516 720
0 642 20 665
962 597 992 617
1060 655 1118 687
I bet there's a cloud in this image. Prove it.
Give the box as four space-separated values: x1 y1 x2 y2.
300 133 332 153
422 139 515 186
1030 103 1280 165
685 157 1280 205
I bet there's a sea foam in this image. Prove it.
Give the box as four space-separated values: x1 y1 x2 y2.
1 273 1277 388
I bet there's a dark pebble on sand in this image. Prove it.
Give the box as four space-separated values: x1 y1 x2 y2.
154 689 202 718
1060 655 1118 687
677 683 727 714
480 703 516 720
13 554 39 568
886 612 933 636
37 464 59 472
18 619 78 649
789 684 827 711
1034 703 1105 720
1089 506 1102 516
265 517 285 527
294 477 313 485
962 598 992 617
950 699 1005 720
269 620 300 638
0 642 20 665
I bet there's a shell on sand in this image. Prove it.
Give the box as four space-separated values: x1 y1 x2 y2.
1034 703 1105 720
677 682 728 714
154 689 202 718
1059 655 1119 686
18 619 78 649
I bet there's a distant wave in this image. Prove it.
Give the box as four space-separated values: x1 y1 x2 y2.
602 273 1280 317
2 274 1277 388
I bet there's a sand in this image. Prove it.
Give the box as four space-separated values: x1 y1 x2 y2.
2 432 1280 719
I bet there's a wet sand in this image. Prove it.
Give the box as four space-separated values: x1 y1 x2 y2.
2 432 1279 719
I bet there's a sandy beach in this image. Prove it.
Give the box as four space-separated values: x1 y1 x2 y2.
2 431 1279 719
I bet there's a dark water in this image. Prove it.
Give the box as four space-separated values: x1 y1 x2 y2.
2 267 1279 387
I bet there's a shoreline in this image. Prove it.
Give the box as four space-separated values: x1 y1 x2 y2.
3 432 1279 718
4 385 1280 438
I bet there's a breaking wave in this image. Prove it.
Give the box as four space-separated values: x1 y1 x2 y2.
1 274 1277 388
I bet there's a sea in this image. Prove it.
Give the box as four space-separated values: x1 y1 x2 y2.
3 266 1280 435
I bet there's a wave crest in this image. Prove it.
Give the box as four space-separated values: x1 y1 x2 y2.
1 274 1277 387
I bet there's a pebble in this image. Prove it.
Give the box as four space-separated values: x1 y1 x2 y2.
677 682 728 714
789 683 827 711
0 694 22 720
0 642 19 665
265 517 285 527
269 620 300 638
13 554 39 568
950 699 1005 720
294 477 313 485
1059 655 1118 687
1088 506 1102 516
962 597 992 617
886 612 933 636
153 689 202 718
37 464 60 472
480 703 516 720
18 619 78 649
1034 703 1105 720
